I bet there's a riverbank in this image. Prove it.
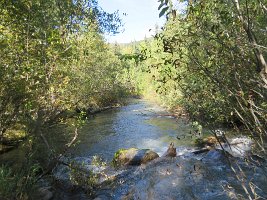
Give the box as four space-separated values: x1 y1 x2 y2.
0 98 127 155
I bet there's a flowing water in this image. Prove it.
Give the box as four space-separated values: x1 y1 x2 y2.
1 99 266 200
0 99 195 167
0 99 195 166
0 98 253 168
69 99 195 161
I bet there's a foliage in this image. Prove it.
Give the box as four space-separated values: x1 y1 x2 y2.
91 155 106 167
69 161 97 191
112 148 126 167
66 30 128 110
117 0 267 152
0 164 40 200
0 0 123 139
69 156 106 193
0 0 129 160
0 1 128 198
120 0 267 151
116 4 267 196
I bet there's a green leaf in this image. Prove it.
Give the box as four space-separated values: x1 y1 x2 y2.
158 2 165 10
159 7 169 18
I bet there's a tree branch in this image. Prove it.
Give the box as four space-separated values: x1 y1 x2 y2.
232 0 267 88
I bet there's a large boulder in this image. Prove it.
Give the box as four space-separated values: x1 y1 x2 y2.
112 148 159 166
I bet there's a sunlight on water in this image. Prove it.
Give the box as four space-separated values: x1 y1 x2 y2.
69 99 196 161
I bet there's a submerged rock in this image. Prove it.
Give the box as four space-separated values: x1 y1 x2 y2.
52 144 266 200
202 149 232 163
112 148 159 166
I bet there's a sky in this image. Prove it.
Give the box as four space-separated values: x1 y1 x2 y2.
98 0 166 43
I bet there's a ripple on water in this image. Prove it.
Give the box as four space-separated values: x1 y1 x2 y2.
70 99 196 161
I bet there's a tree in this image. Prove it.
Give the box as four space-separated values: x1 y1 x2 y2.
152 0 267 149
0 0 122 140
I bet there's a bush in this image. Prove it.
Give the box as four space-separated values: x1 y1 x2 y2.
0 164 40 200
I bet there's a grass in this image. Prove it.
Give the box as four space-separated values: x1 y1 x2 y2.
0 164 39 200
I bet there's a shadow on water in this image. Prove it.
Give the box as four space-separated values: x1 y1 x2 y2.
0 99 199 167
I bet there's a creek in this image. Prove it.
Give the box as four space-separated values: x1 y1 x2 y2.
69 99 195 160
1 99 266 200
0 99 192 165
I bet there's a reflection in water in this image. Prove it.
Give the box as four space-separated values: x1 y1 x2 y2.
70 99 195 160
0 99 197 165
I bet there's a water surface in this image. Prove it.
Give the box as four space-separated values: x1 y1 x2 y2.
70 99 195 161
0 99 196 166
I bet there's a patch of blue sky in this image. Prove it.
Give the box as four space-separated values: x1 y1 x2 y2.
98 0 187 43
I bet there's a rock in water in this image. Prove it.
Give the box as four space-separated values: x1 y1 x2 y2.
113 148 159 166
95 151 267 200
37 187 53 200
163 142 177 157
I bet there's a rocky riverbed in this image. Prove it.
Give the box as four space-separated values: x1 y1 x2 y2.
50 145 267 200
94 150 267 200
